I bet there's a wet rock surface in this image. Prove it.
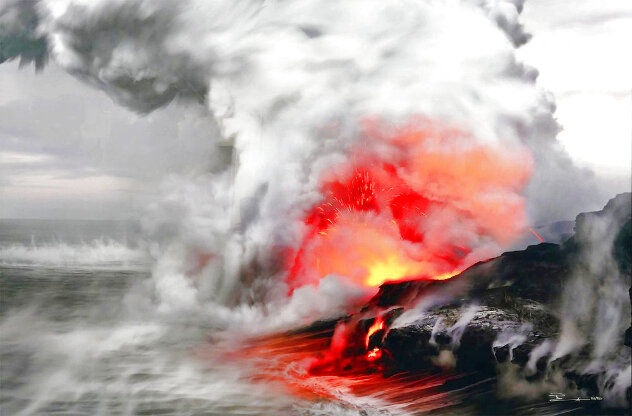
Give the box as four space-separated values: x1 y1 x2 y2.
292 194 631 412
372 241 571 310
369 193 632 408
383 304 557 374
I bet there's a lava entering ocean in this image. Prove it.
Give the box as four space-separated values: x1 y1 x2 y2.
365 316 384 362
288 120 533 290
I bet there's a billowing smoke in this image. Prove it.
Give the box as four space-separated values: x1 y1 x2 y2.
0 0 47 68
287 122 533 289
0 0 603 322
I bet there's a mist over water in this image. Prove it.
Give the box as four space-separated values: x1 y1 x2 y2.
1 0 630 414
0 220 415 415
0 220 364 415
0 219 145 267
0 0 606 318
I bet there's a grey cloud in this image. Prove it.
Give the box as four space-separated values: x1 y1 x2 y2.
0 62 224 183
55 0 209 112
0 0 48 69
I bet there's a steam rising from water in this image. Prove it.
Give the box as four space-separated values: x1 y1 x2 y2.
553 194 631 405
2 0 594 320
556 197 631 360
1 0 629 413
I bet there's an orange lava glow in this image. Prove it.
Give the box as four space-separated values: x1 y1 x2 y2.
365 317 384 348
288 119 532 289
365 316 385 361
528 227 545 243
366 347 382 361
213 327 481 414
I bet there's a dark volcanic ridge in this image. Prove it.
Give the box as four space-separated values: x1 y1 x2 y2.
304 193 632 412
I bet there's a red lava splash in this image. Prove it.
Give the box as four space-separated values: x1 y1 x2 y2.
365 316 384 362
196 120 538 413
300 307 405 377
200 318 573 415
209 322 497 414
288 118 533 290
195 120 534 412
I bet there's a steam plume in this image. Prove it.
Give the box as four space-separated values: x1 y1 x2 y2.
0 0 603 317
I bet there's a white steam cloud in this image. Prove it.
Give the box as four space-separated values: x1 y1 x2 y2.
552 194 631 405
0 0 604 323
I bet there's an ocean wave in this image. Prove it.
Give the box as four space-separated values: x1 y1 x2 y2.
0 239 149 269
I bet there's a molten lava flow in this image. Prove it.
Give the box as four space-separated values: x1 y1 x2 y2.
365 316 384 362
288 119 533 289
365 317 384 348
366 347 382 361
223 326 469 413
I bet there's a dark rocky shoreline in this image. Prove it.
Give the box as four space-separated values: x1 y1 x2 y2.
378 193 631 410
301 193 632 412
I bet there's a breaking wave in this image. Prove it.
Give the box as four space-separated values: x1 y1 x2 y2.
0 239 149 269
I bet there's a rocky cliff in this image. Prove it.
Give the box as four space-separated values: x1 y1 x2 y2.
364 193 632 411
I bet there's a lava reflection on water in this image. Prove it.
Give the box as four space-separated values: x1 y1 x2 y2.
209 325 494 415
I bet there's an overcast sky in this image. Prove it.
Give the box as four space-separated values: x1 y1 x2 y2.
518 0 631 177
0 63 218 219
0 0 630 221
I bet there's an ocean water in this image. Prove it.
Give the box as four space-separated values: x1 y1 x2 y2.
1 220 270 415
0 220 590 416
0 219 413 416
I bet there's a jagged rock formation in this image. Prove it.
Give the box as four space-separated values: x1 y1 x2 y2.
369 193 632 408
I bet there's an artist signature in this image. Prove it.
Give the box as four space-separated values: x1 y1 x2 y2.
549 393 603 402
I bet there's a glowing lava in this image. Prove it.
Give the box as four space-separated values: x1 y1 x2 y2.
288 119 532 289
365 316 385 362
366 347 382 361
365 317 384 348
